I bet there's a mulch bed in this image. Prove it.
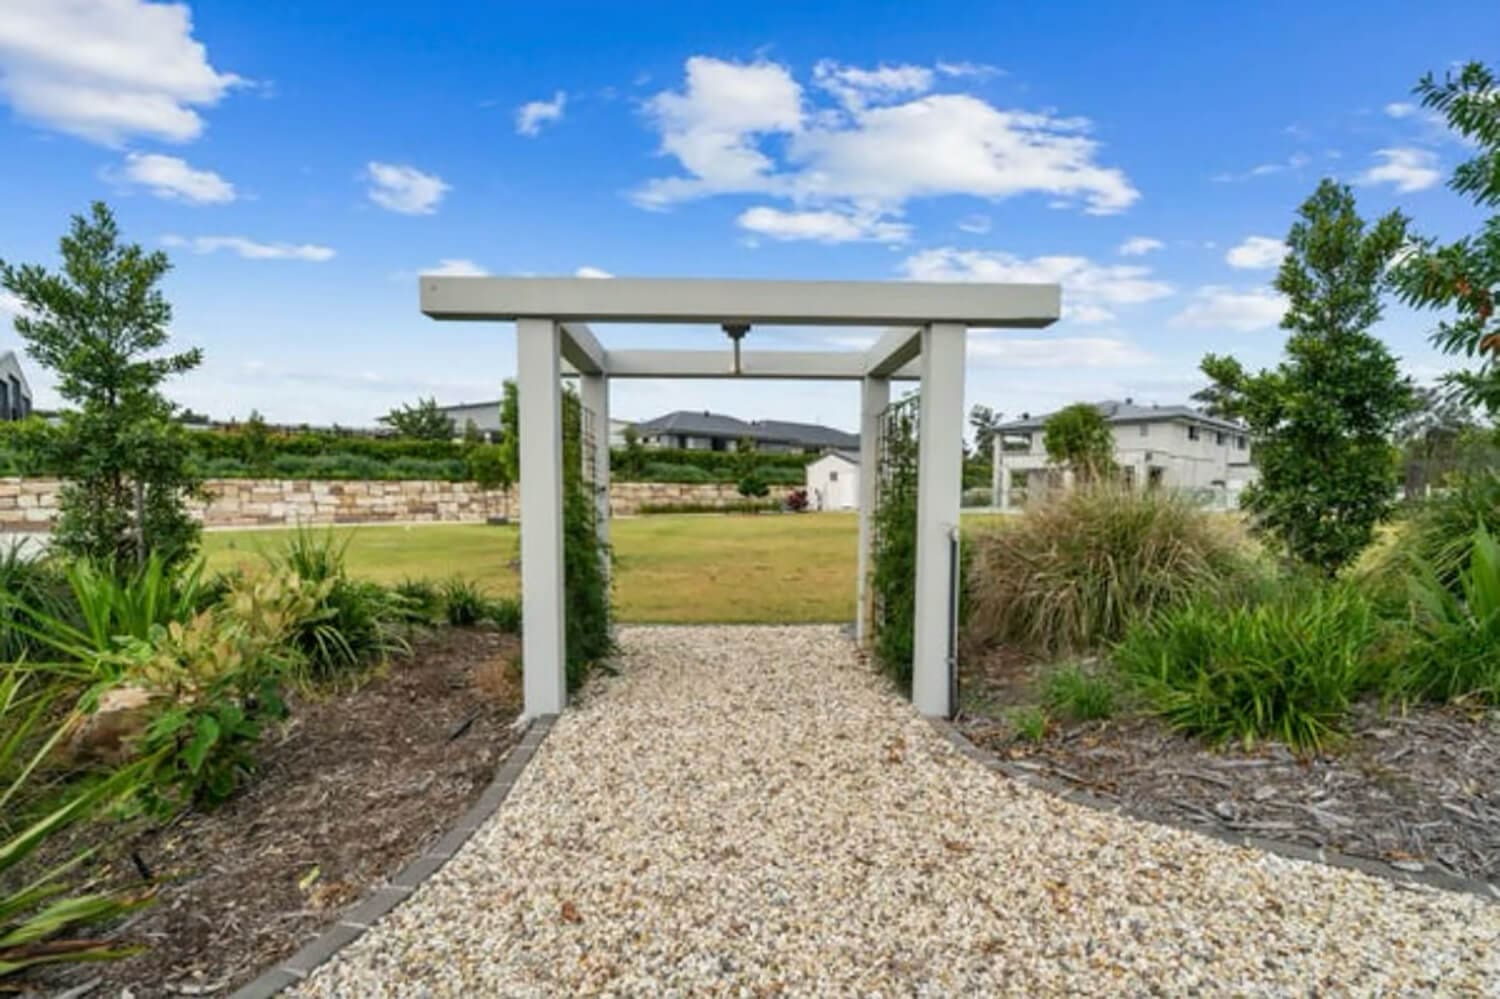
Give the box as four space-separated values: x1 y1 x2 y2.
27 625 522 998
957 646 1500 890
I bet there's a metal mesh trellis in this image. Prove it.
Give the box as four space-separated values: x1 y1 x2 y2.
869 394 920 688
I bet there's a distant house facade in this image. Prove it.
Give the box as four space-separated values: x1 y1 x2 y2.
805 450 860 510
991 400 1257 509
0 351 32 423
634 410 858 454
432 398 630 445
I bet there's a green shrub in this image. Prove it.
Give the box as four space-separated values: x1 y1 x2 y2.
1392 471 1500 593
737 473 770 499
1 670 153 978
639 461 716 483
274 529 409 681
1391 522 1500 704
964 485 1257 657
198 456 250 477
440 576 490 626
759 466 805 485
0 543 68 662
1007 705 1050 744
393 577 443 622
489 596 522 634
1114 584 1385 750
1040 662 1116 721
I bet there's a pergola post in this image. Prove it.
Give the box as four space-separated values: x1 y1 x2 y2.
517 317 567 717
579 372 612 574
912 322 966 718
855 375 889 646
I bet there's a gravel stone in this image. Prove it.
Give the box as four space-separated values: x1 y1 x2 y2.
294 626 1500 995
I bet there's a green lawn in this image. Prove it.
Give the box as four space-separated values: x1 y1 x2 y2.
202 513 863 623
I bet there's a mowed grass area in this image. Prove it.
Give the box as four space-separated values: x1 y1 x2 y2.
202 513 864 623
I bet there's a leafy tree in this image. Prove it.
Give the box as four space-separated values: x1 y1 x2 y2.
620 423 646 479
968 403 1004 459
0 202 203 567
379 396 455 440
1396 386 1487 497
737 472 769 499
1043 403 1115 482
239 409 274 474
461 418 484 445
1201 180 1413 576
498 381 520 484
1392 61 1500 416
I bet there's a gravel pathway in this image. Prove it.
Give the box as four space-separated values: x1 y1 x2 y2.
296 626 1500 996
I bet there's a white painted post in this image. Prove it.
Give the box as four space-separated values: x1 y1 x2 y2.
580 372 611 578
913 323 966 718
855 375 889 645
991 437 1003 511
517 318 567 717
999 464 1012 513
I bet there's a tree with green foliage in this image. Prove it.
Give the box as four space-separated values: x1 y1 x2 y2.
620 423 646 478
1201 180 1413 576
737 472 770 499
466 442 513 520
379 396 455 440
968 403 1004 459
1043 403 1115 482
0 202 203 568
239 409 275 474
1393 61 1500 416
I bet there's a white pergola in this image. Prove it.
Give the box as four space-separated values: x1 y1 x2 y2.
421 277 1060 719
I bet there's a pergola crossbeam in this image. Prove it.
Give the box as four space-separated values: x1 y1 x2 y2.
558 322 605 375
603 349 918 380
864 327 923 377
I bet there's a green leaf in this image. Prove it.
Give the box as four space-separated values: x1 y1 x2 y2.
182 715 221 774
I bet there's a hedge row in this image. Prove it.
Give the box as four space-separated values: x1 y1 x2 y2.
0 420 820 484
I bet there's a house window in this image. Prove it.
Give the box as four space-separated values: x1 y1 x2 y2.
1236 435 1248 450
829 470 839 482
1187 425 1201 441
1138 423 1148 437
1215 431 1226 446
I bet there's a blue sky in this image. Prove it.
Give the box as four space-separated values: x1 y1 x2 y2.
0 0 1494 431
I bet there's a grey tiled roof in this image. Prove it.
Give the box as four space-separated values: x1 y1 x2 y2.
635 410 858 450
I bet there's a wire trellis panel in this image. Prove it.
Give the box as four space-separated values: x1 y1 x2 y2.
870 394 921 688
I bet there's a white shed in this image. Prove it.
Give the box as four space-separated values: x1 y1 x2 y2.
805 450 860 511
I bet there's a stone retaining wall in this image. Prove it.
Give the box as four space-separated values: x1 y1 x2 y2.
0 477 798 531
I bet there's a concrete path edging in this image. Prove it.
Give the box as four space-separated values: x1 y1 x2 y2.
927 716 1500 904
230 714 557 999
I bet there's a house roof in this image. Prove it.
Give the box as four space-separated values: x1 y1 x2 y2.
995 400 1246 435
635 410 858 449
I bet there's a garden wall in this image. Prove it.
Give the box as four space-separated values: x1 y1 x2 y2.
0 477 798 531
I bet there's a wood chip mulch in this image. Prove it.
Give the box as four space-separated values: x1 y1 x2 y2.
27 624 522 998
957 646 1500 890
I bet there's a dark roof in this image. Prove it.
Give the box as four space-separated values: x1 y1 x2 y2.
635 410 858 449
995 400 1247 435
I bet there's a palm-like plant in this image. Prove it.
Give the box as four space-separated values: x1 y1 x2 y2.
0 670 152 978
1397 522 1500 704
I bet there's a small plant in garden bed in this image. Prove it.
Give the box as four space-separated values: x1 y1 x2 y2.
1007 705 1051 744
440 576 490 627
488 596 522 634
1114 583 1388 751
1391 522 1500 706
1040 662 1116 722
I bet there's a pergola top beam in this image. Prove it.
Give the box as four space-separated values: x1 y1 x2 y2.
864 327 922 377
603 348 918 380
421 276 1060 328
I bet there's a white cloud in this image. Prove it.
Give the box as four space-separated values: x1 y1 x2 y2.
968 335 1151 368
1358 147 1441 193
1118 236 1163 256
900 247 1171 324
956 214 991 234
575 266 613 278
1169 286 1285 331
812 60 933 110
1225 235 1287 270
736 205 910 244
117 152 234 204
634 56 1138 221
1212 153 1310 183
421 258 487 276
936 61 1002 80
1 290 31 321
0 0 240 145
364 162 449 215
516 91 566 136
1384 102 1417 119
162 234 335 262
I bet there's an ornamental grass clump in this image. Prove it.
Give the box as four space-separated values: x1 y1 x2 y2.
1114 583 1387 751
1389 522 1500 705
963 484 1257 657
